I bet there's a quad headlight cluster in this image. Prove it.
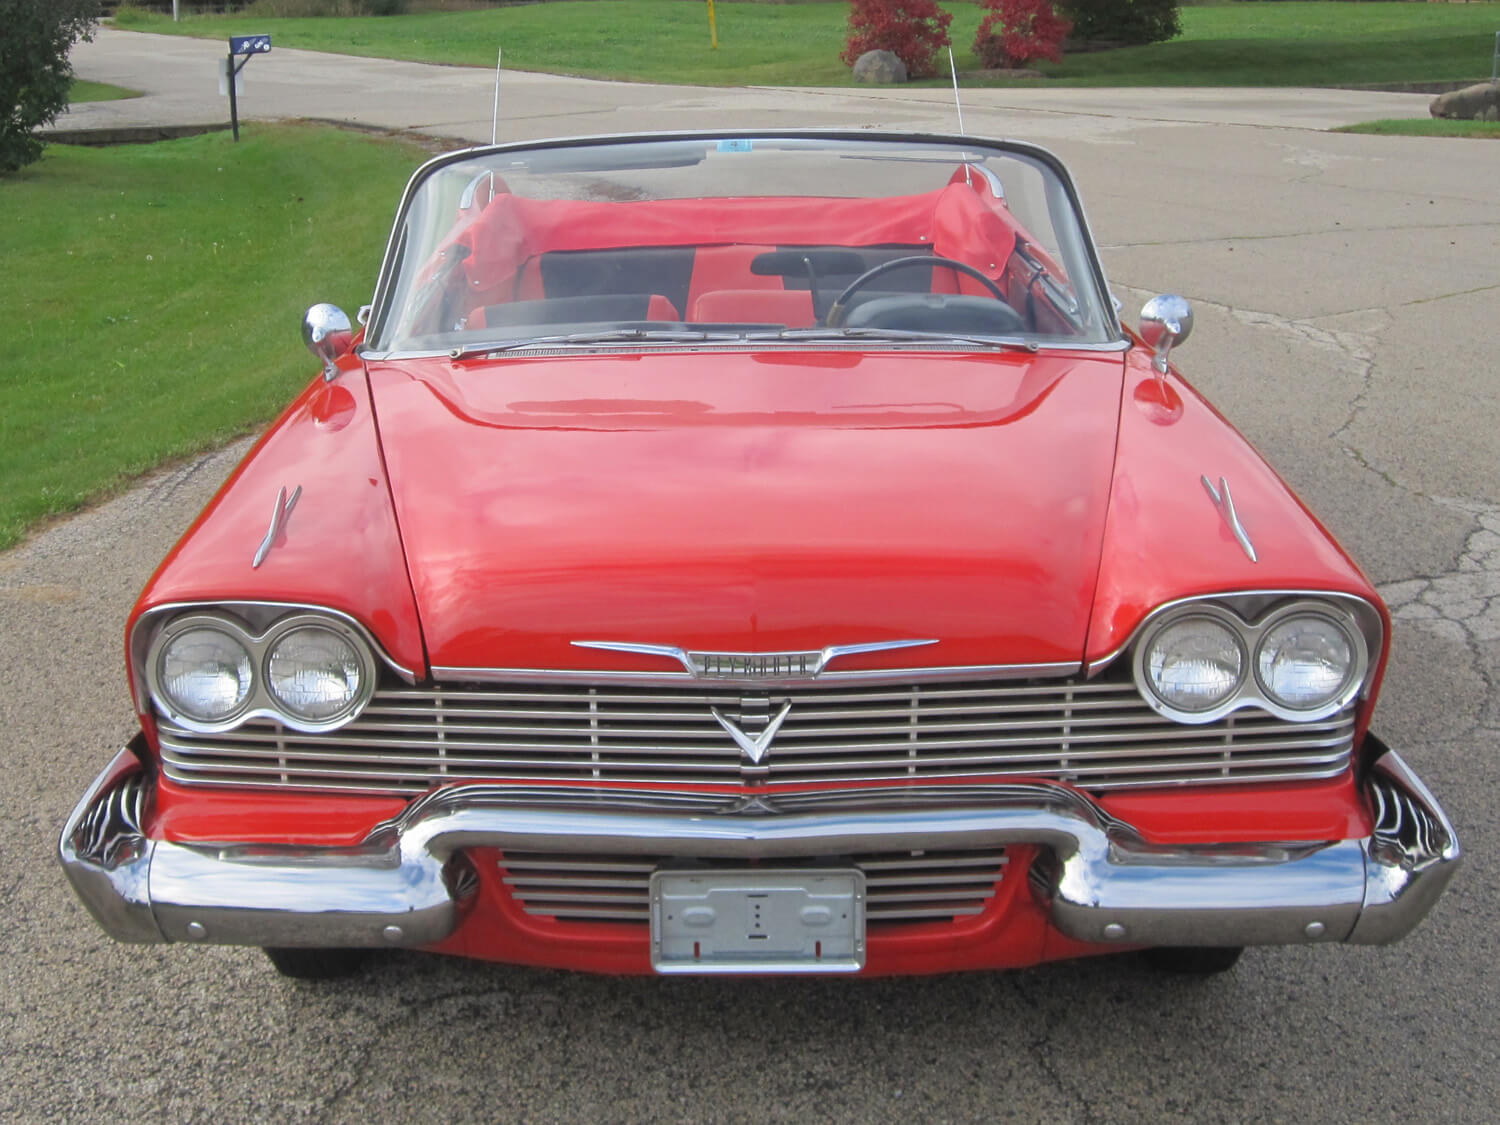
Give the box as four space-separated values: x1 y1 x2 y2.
1131 598 1371 724
145 611 377 733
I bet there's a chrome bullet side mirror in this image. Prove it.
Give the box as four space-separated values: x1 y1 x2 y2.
1139 294 1193 375
302 303 353 381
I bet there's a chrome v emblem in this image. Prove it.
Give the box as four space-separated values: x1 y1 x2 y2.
711 701 793 765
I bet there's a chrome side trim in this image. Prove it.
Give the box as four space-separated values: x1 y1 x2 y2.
251 485 301 569
1201 474 1258 564
966 162 1005 200
572 639 937 680
429 660 1079 688
60 742 1456 954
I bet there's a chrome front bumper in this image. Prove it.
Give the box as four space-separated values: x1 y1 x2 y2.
59 736 1459 954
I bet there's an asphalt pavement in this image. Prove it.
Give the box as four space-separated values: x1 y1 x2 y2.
4 26 1497 1124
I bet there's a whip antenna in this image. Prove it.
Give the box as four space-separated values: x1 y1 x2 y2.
948 48 966 135
949 49 971 185
491 47 503 145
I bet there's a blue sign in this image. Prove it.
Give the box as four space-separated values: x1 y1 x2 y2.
229 35 272 56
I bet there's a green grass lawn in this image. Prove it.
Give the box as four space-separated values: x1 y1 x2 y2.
1336 118 1500 139
69 79 141 103
0 124 428 550
116 1 867 86
111 1 1500 87
1036 1 1500 87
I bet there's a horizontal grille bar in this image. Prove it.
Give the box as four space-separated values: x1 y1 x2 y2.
158 673 1355 795
497 850 1009 924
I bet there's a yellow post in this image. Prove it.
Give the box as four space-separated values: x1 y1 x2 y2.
707 0 719 50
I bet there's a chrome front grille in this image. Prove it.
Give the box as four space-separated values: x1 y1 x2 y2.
157 672 1355 795
499 849 1010 924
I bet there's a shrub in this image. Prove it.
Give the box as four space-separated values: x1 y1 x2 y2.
1061 0 1179 47
974 0 1071 70
0 0 102 173
842 0 954 80
245 0 408 14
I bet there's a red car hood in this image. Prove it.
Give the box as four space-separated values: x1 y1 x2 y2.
366 349 1124 675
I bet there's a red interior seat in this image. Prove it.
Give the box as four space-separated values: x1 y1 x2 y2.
690 289 815 326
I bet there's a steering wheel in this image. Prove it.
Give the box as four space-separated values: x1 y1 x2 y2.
825 256 1008 327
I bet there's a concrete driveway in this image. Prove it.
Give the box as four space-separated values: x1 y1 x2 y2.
63 26 1432 139
6 27 1496 1124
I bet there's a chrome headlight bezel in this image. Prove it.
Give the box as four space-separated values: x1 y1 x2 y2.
1252 603 1365 714
144 609 379 734
150 616 256 726
1133 604 1249 718
1130 596 1372 725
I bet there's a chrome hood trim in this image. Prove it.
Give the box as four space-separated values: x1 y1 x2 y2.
571 639 936 681
429 658 1080 689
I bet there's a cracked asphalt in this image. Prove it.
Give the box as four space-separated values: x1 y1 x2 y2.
4 30 1496 1124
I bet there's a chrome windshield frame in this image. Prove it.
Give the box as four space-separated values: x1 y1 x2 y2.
360 129 1127 357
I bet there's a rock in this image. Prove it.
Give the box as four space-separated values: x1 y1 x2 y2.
1428 82 1500 120
853 50 906 85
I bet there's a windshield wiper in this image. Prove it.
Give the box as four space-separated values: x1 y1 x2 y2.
450 324 1044 360
450 328 738 359
745 327 1041 352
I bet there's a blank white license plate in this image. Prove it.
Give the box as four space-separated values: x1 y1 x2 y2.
650 869 866 974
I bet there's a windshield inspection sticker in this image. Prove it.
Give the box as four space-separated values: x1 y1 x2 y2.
717 140 754 153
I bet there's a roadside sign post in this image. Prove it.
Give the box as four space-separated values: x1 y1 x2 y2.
225 35 272 141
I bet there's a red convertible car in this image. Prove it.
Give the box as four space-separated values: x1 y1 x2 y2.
60 131 1458 979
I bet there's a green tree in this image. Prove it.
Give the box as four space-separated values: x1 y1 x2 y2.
0 0 102 174
1063 0 1179 47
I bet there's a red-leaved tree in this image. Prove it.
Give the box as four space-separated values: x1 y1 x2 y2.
842 0 954 80
973 0 1072 69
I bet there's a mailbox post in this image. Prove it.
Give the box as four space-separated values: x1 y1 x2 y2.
226 35 272 141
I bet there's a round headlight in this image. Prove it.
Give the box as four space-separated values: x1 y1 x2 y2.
159 627 254 722
1256 614 1355 711
266 625 366 722
1143 616 1245 713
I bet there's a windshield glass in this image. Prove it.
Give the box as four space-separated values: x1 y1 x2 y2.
366 134 1119 355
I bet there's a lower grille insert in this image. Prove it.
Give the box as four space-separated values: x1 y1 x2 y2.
499 849 1010 925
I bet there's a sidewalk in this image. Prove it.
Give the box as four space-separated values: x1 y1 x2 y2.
60 26 1431 146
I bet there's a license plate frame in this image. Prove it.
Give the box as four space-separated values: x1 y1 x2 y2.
649 868 866 974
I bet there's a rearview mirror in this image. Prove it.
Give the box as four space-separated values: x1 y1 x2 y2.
302 303 353 381
1139 295 1193 374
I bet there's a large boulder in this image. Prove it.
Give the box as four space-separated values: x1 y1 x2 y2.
853 50 907 85
1429 82 1500 121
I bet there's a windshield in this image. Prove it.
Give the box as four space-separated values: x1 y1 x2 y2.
365 133 1120 355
